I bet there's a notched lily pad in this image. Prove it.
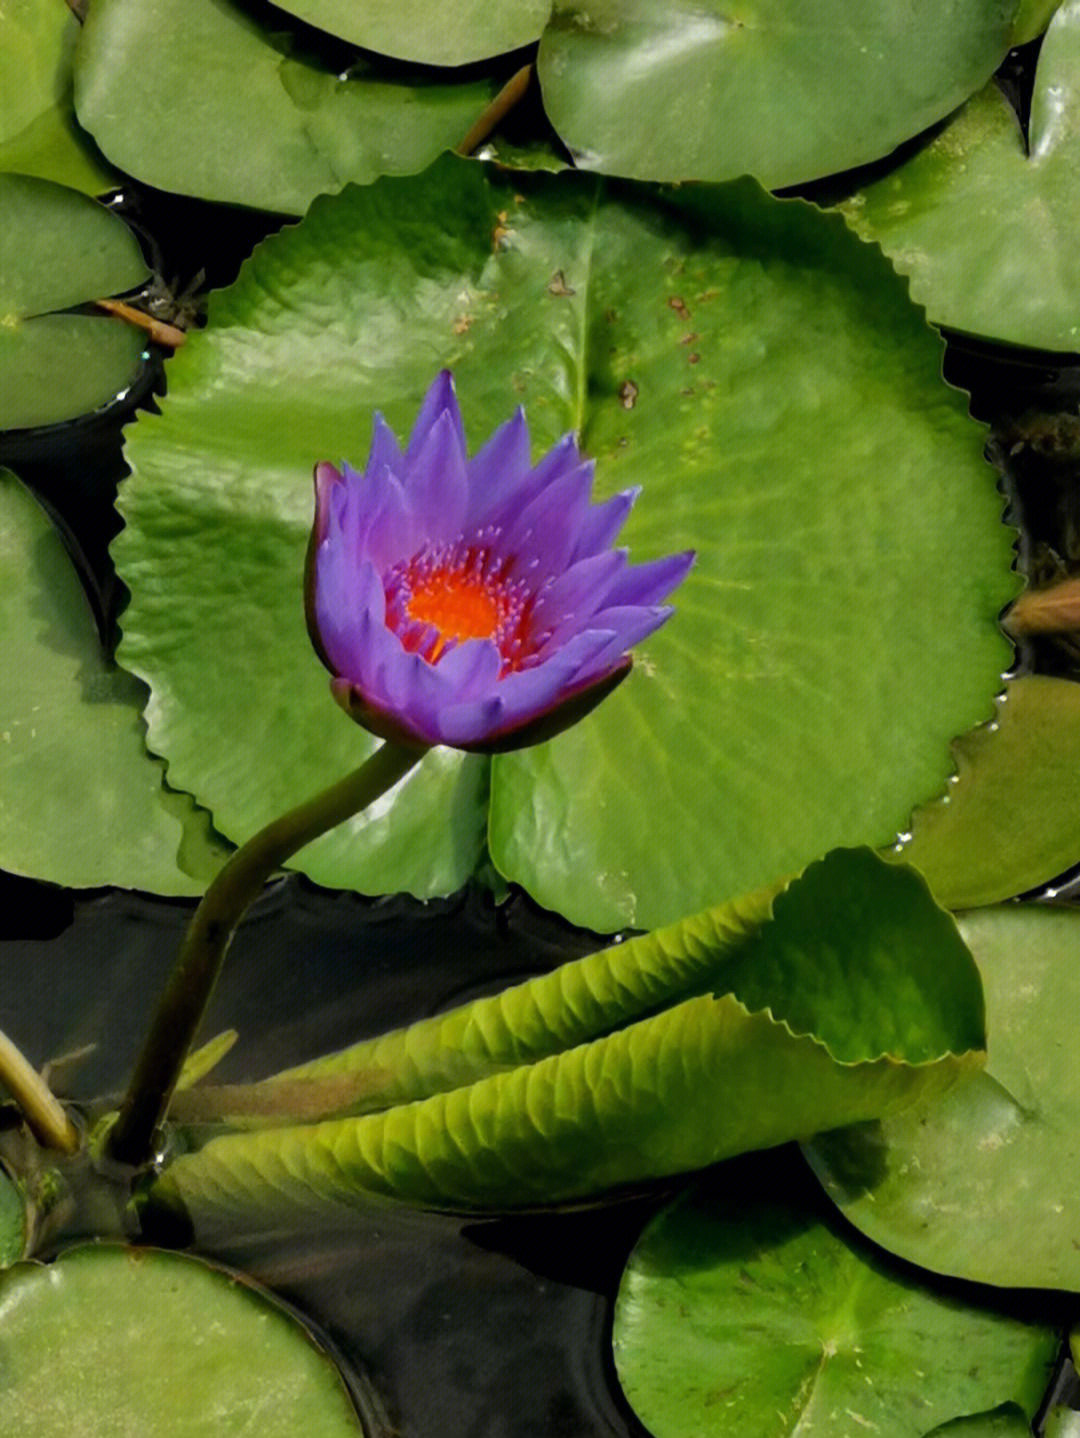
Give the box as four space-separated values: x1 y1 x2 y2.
0 1244 365 1435
0 0 116 193
838 0 1080 351
538 0 1015 188
0 467 223 892
612 1172 1057 1438
806 905 1080 1291
0 173 147 430
73 0 504 213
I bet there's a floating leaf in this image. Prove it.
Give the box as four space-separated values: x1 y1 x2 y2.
0 0 116 194
612 1176 1056 1438
152 850 985 1220
806 905 1080 1291
537 0 1015 188
0 468 218 892
114 158 1014 926
0 173 147 431
838 0 1080 351
268 0 550 65
1013 0 1063 42
73 0 501 213
0 1245 364 1435
898 676 1080 908
0 1166 27 1268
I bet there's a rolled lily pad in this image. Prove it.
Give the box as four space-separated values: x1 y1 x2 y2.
612 1176 1056 1438
0 173 147 431
114 158 1014 925
152 850 986 1219
0 0 116 193
537 0 1015 188
805 905 1080 1291
73 0 502 214
270 0 550 65
0 1244 364 1435
0 468 222 892
897 676 1080 908
838 0 1080 351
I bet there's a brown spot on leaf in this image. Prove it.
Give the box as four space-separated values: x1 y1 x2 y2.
669 295 690 320
548 270 576 297
453 314 473 335
680 331 698 345
688 352 701 365
618 379 639 410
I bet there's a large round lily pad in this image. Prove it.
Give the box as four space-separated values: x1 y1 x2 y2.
612 1173 1056 1438
0 1244 365 1436
838 0 1080 351
0 173 147 431
0 0 116 193
0 468 223 892
73 0 501 214
805 905 1080 1291
268 0 550 65
538 0 1015 188
114 157 1013 925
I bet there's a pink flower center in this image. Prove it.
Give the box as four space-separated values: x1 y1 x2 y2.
384 540 548 674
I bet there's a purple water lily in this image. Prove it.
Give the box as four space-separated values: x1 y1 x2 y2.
306 372 694 752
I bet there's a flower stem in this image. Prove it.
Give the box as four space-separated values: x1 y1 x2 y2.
0 1027 80 1154
107 740 425 1167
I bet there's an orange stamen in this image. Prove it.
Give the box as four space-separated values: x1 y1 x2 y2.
406 568 501 660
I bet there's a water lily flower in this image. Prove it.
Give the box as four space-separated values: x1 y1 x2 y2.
306 372 694 752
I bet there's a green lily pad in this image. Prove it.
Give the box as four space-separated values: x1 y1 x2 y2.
73 0 502 214
613 1175 1056 1438
0 0 117 193
838 0 1080 351
0 1166 27 1269
897 676 1080 908
0 1244 364 1435
153 849 985 1220
537 0 1015 188
1013 0 1062 41
0 468 222 892
926 1408 1039 1438
114 158 1014 924
269 0 550 65
805 905 1080 1291
0 173 147 431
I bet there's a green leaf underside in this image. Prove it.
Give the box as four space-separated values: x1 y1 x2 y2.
805 905 1080 1291
114 158 1014 924
612 1180 1056 1438
0 173 147 431
73 0 502 214
0 0 116 194
0 469 219 892
0 1245 363 1436
838 0 1080 351
537 0 1015 189
269 0 550 65
897 675 1080 909
154 850 984 1219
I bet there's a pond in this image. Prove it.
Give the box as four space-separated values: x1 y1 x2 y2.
3 4 1080 1436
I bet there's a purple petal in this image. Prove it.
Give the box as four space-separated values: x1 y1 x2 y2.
476 433 583 538
401 408 469 546
493 628 619 730
405 371 465 466
529 549 628 634
352 464 415 571
570 487 640 562
312 462 345 546
433 637 502 698
501 462 595 577
564 606 676 681
314 559 387 683
604 550 696 608
366 412 404 478
464 408 531 530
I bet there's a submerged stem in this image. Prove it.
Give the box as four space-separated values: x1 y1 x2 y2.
0 1028 79 1154
107 740 424 1167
